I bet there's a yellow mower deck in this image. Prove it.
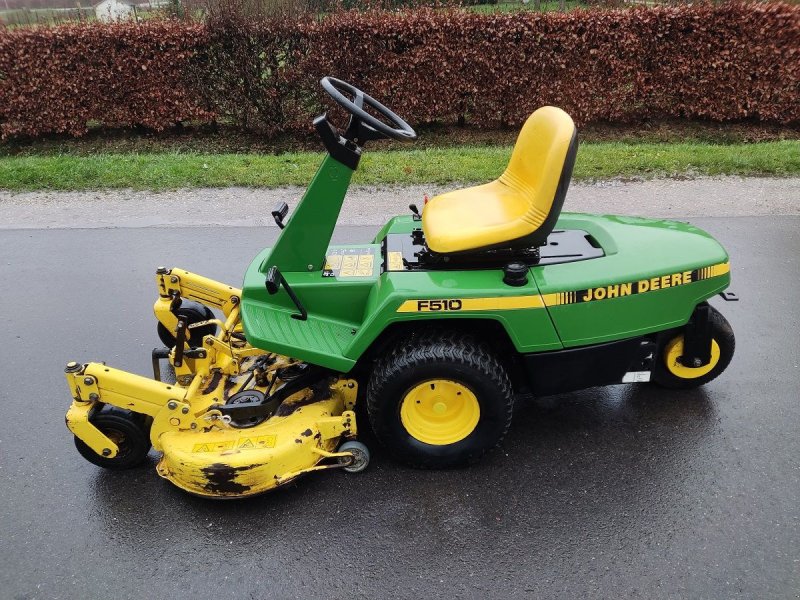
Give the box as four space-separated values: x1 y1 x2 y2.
65 269 361 498
157 393 356 498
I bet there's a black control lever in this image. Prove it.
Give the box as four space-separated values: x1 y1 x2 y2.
265 266 308 321
409 204 421 221
271 202 289 229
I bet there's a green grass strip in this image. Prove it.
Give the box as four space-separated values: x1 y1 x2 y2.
1 141 798 191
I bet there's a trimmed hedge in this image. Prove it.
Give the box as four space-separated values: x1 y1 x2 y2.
0 23 212 137
1 3 798 139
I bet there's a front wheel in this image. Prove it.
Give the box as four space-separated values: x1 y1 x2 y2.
367 331 514 469
652 305 735 389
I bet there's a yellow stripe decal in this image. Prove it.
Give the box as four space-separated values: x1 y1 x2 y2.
397 263 730 312
543 261 730 306
395 262 729 313
397 295 544 313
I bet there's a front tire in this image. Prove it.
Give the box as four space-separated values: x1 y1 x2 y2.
652 305 735 389
367 330 513 469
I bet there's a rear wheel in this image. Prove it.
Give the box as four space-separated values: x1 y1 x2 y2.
74 407 151 470
367 331 513 469
652 305 735 389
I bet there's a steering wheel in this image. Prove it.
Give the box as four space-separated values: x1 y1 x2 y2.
321 77 417 143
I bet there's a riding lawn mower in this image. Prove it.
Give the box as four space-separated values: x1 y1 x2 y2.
64 77 737 498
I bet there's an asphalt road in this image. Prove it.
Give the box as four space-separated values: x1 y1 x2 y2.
0 217 798 599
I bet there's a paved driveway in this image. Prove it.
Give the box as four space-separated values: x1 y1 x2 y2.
0 187 798 598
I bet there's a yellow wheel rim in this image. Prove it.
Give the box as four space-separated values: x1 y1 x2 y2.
400 379 480 445
664 336 721 379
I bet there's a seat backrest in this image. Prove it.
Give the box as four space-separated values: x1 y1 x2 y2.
499 106 577 246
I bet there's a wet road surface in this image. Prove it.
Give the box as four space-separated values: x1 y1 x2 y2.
0 217 798 599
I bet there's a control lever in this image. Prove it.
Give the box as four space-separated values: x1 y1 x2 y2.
409 204 421 221
272 202 289 229
265 266 308 321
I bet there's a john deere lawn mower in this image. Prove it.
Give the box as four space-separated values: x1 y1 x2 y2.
65 77 737 498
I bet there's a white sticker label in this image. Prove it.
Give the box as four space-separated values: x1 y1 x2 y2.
622 371 651 383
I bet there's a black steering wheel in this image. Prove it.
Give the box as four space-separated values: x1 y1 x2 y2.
321 77 417 143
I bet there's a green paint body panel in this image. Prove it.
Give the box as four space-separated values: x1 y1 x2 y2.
263 155 354 273
532 214 730 346
240 158 731 373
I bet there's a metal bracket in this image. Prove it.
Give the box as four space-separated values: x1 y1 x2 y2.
719 291 739 301
152 347 170 381
173 315 189 368
682 304 712 367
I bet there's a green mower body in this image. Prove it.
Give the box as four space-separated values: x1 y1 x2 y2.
241 153 732 400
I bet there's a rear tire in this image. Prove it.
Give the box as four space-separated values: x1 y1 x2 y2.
652 305 735 390
367 330 513 469
74 407 151 470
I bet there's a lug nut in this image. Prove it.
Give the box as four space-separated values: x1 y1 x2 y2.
167 401 178 410
181 407 189 414
89 393 99 401
83 377 94 386
156 266 168 275
102 448 111 456
170 275 179 283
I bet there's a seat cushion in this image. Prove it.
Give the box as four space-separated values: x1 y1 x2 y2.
421 179 536 254
422 106 576 254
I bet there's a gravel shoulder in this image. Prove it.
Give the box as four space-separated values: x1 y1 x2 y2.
1 176 797 229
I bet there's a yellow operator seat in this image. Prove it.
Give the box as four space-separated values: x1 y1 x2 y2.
422 106 577 254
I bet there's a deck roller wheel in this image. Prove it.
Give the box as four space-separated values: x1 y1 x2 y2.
74 407 151 470
157 300 217 348
337 440 371 473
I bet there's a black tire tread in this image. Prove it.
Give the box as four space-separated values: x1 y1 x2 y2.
367 329 514 468
73 406 151 470
157 301 216 348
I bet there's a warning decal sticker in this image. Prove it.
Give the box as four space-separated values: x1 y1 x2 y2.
192 435 276 453
323 247 377 278
387 251 405 272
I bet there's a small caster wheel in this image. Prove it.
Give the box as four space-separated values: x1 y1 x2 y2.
337 440 370 473
157 300 217 348
74 406 151 470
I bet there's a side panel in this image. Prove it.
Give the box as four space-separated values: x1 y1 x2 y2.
534 214 731 346
242 245 381 372
344 269 563 361
524 336 655 396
